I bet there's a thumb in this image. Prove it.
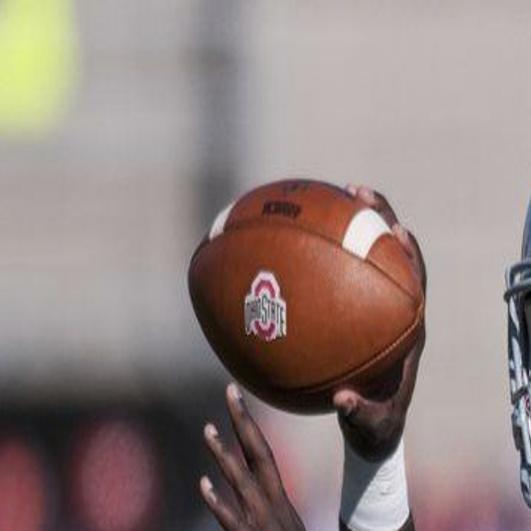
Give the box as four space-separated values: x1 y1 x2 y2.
333 389 375 430
333 388 403 461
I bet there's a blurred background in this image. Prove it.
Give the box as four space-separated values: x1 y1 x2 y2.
1 1 531 530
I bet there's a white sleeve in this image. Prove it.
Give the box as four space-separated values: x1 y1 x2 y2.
340 437 410 531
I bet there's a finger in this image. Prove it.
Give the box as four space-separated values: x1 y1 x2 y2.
358 186 377 207
203 423 260 510
200 476 248 531
392 223 412 255
226 384 285 500
344 184 358 197
391 223 427 294
358 187 399 228
345 184 399 228
407 231 427 294
395 322 426 410
357 188 424 288
333 388 378 429
333 388 401 455
333 388 389 438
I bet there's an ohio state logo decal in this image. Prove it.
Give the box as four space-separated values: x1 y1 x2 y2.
244 271 287 341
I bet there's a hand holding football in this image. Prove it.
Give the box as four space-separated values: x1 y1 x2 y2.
189 180 424 413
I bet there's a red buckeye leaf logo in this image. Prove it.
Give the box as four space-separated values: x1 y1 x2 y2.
244 272 287 342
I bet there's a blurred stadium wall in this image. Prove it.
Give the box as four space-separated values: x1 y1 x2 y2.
1 1 531 529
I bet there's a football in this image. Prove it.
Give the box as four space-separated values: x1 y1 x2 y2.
188 179 424 413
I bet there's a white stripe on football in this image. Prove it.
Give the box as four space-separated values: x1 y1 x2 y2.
342 209 391 259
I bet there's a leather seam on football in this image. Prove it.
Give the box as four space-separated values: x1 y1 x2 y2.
221 217 418 304
285 301 425 396
363 233 420 302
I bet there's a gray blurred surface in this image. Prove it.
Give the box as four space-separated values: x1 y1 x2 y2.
1 1 531 527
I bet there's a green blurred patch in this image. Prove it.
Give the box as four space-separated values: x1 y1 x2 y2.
0 0 78 135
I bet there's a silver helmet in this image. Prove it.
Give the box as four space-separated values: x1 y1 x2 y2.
504 198 531 506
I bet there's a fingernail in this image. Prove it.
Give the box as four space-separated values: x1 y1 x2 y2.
204 423 219 439
359 187 376 205
228 383 242 401
335 396 358 417
200 476 216 502
345 185 358 197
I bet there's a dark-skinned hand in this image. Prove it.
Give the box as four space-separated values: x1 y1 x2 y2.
333 185 427 462
200 383 306 531
200 184 427 530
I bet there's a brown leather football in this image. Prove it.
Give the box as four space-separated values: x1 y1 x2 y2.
188 179 424 413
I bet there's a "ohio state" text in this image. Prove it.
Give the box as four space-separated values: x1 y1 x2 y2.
245 294 286 337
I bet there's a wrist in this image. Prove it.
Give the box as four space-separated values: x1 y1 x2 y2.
340 436 410 531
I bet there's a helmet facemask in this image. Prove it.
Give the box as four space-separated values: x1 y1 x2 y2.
504 199 531 506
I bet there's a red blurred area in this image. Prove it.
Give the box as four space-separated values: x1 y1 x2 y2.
0 437 48 531
69 418 162 531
